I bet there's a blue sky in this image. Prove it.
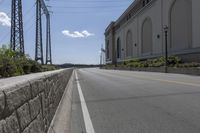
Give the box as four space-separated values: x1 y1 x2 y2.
0 0 133 64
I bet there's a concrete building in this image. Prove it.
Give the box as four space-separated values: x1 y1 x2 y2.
105 0 200 64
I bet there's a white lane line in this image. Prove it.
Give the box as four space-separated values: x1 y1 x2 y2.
75 70 95 133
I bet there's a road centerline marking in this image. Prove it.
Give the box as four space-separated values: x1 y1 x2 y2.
75 70 95 133
110 72 200 88
132 75 200 88
96 69 200 88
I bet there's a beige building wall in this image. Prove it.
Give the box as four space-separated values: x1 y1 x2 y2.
105 33 112 63
137 0 162 56
192 0 200 48
162 0 200 50
115 27 124 61
105 22 115 64
115 17 139 61
105 0 200 64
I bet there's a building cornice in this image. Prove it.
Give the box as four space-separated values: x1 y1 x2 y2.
115 0 157 33
105 0 158 36
114 0 141 26
105 21 115 36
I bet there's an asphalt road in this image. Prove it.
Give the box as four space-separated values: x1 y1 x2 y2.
70 68 200 133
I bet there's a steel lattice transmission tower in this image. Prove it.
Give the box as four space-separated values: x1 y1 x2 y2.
46 14 52 64
10 0 25 54
35 0 44 64
35 0 52 64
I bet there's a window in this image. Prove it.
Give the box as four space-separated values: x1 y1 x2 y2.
126 30 133 57
143 0 146 7
126 14 131 21
117 38 121 59
106 40 110 59
143 0 151 7
142 18 152 54
170 0 192 50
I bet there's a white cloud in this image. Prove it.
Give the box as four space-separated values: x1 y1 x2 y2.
62 30 95 38
82 30 95 37
0 12 11 27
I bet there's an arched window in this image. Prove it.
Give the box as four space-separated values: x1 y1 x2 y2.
170 0 192 50
126 30 133 57
142 18 152 54
106 40 110 59
117 38 121 59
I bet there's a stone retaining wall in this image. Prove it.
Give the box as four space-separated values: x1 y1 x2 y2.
104 67 200 76
0 69 73 133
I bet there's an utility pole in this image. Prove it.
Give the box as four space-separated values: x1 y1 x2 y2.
10 0 25 54
100 45 103 67
101 44 106 67
100 51 102 67
164 25 169 73
35 0 44 64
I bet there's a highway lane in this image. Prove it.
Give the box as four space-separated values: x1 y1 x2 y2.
70 68 200 133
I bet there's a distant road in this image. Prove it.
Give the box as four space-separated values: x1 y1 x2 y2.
70 68 200 133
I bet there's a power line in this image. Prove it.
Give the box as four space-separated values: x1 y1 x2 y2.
52 5 128 9
53 0 132 2
0 13 36 45
0 32 10 45
24 15 35 33
24 2 36 16
53 10 125 14
0 2 36 45
52 7 127 14
0 10 11 44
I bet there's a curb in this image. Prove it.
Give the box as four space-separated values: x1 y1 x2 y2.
48 70 75 133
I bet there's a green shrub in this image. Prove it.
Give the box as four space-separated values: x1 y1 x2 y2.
41 65 57 71
104 56 184 69
0 56 18 77
128 59 140 63
28 60 42 73
168 56 181 65
0 45 57 78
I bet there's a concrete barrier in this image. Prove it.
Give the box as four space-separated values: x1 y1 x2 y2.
0 69 73 133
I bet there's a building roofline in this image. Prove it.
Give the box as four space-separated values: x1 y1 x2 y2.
105 21 115 35
114 0 140 26
105 0 141 35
